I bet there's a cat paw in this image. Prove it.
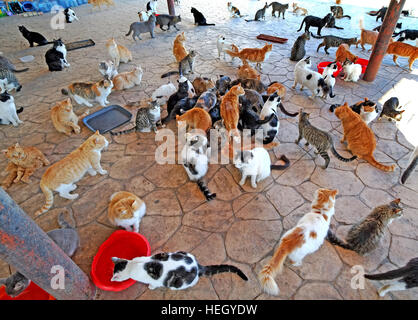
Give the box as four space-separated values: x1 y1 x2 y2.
251 183 258 188
239 180 245 186
13 178 21 183
148 284 157 290
99 169 108 175
291 260 302 267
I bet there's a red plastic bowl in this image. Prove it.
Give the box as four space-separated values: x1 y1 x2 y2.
90 230 151 292
317 61 343 77
0 281 55 300
355 58 369 74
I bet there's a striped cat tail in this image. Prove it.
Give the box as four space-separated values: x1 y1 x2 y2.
365 266 412 280
401 148 417 184
326 229 352 250
197 179 216 201
35 182 54 216
331 145 357 162
199 264 248 281
363 155 395 172
109 127 136 136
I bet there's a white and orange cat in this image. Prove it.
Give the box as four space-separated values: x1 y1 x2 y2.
35 131 109 216
106 38 132 67
61 78 113 107
108 191 146 233
259 188 338 296
112 65 143 91
51 98 88 136
173 32 188 63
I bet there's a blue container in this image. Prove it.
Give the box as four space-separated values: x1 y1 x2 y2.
77 0 88 5
22 1 36 12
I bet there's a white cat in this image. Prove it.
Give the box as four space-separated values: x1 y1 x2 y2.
0 91 23 126
217 35 236 60
323 62 337 98
151 83 177 106
259 92 281 144
342 59 362 82
98 60 118 80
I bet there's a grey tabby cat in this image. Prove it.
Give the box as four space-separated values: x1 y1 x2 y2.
0 55 28 73
245 2 268 22
311 33 357 54
295 110 357 168
269 2 289 19
125 14 156 41
290 31 310 61
0 67 22 93
0 212 79 298
155 14 181 31
327 199 403 255
160 50 197 78
110 101 162 135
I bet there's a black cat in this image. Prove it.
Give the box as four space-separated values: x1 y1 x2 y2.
18 25 50 47
45 39 69 72
368 6 387 22
297 13 333 36
191 7 215 26
162 79 191 124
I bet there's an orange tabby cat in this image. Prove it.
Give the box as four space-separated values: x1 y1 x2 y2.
386 41 418 71
106 38 132 67
112 65 143 90
108 191 146 233
334 103 396 172
356 18 393 52
226 43 273 69
35 131 109 216
2 143 49 188
173 32 188 63
336 43 358 64
192 77 215 96
237 60 261 80
267 82 286 98
220 84 245 139
176 107 212 132
51 98 88 136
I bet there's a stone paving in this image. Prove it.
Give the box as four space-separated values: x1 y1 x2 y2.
0 0 417 300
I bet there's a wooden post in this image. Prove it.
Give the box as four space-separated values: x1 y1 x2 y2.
363 0 406 82
167 0 175 15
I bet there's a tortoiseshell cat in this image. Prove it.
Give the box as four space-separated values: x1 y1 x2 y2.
379 97 404 122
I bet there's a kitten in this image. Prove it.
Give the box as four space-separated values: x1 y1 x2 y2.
259 188 338 296
0 68 22 93
191 7 215 26
111 251 247 290
292 2 308 16
112 65 143 91
327 199 402 255
227 2 243 18
98 60 118 80
311 33 357 55
106 38 133 67
45 39 70 72
192 77 215 96
156 14 181 31
237 60 260 80
0 91 23 126
161 77 191 124
365 257 418 297
18 25 50 47
2 143 49 188
297 13 333 36
334 102 396 172
296 110 357 168
108 191 146 233
342 59 362 82
386 41 418 71
226 43 273 70
245 2 268 22
0 55 28 73
269 2 289 19
146 0 157 13
357 18 393 52
35 131 109 216
173 32 188 63
126 14 156 41
217 35 237 60
220 84 245 140
61 78 113 107
335 43 358 64
330 5 351 19
161 50 197 78
151 83 177 106
51 98 87 136
290 31 310 61
176 107 212 132
379 97 404 122
110 101 162 135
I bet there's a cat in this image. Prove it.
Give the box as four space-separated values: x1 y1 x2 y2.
192 77 215 96
342 59 362 82
386 41 418 71
290 31 310 61
156 14 181 31
292 56 331 99
0 91 23 126
217 35 237 60
226 43 273 70
2 143 49 189
161 77 191 124
0 68 22 93
379 97 404 122
237 60 260 80
368 6 387 22
61 78 113 107
18 25 50 47
173 32 188 63
220 84 245 141
357 18 393 52
191 7 215 26
266 82 286 98
111 251 247 290
334 102 396 171
393 29 418 43
146 0 157 13
238 97 274 134
0 212 79 298
0 55 28 73
138 10 152 22
176 107 212 132
194 87 217 111
259 188 338 296
330 98 379 125
151 83 177 106
297 13 333 36
110 101 162 135
296 110 357 168
322 62 337 98
325 15 344 30
365 257 418 297
245 2 268 22
112 65 143 91
259 92 281 144
292 3 307 16
330 5 351 19
108 191 146 233
98 60 118 80
373 23 402 33
327 199 402 255
311 33 357 55
161 51 197 78
45 39 70 72
269 2 288 19
126 14 156 41
335 43 358 64
106 38 132 67
35 131 109 216
227 2 243 18
216 75 232 96
51 98 87 136
229 78 267 94
64 7 79 23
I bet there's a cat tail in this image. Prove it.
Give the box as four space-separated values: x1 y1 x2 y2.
161 71 180 78
279 102 299 117
259 227 305 296
13 68 29 73
333 26 344 30
363 155 395 172
367 11 379 16
199 264 248 281
225 49 240 58
270 155 290 170
359 17 364 30
256 113 275 125
401 148 418 184
200 23 215 26
326 229 352 250
16 107 24 114
197 179 216 201
331 145 357 162
341 15 351 20
310 32 324 39
365 266 413 281
35 182 54 216
297 18 305 32
109 126 136 136
125 25 133 36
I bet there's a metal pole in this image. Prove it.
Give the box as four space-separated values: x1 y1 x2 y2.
363 0 406 82
167 0 175 15
0 188 96 300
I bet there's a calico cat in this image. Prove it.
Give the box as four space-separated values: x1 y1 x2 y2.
334 103 396 172
51 98 87 136
226 43 273 70
35 131 109 216
98 60 118 80
295 110 357 168
0 91 23 126
245 2 268 22
237 60 260 80
393 29 418 43
269 2 288 19
191 7 215 26
327 199 402 255
138 10 152 22
311 33 357 55
161 51 197 78
112 66 143 91
365 257 418 297
292 3 307 16
342 59 362 82
386 41 418 71
173 32 188 63
330 5 351 19
2 143 49 189
297 13 333 36
0 55 28 73
176 107 212 132
126 14 156 41
259 188 338 296
0 212 79 298
151 83 177 106
373 23 402 33
108 191 146 233
379 97 404 122
111 251 247 290
220 84 245 140
335 43 358 64
195 87 217 111
45 39 70 72
368 6 387 22
0 68 22 93
62 78 113 107
227 2 243 18
18 25 50 47
111 101 162 135
259 92 281 144
290 31 310 61
192 77 215 96
106 38 132 67
156 14 181 31
161 77 190 124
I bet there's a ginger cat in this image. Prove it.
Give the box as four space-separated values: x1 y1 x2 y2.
356 18 393 52
192 77 215 96
108 191 146 233
51 98 88 136
35 131 109 216
106 38 132 67
176 107 212 132
334 103 396 172
267 82 286 98
386 41 418 71
112 65 143 90
2 143 49 188
237 60 260 80
292 3 308 15
226 43 273 69
173 32 188 63
220 84 245 139
336 43 358 64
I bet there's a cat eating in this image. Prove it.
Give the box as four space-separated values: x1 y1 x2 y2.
342 59 362 82
379 97 405 122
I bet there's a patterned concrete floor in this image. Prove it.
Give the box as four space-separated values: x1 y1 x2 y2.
0 0 417 300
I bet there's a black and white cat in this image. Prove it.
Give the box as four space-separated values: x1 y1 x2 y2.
45 39 70 72
111 251 248 290
64 8 79 23
0 91 23 126
259 92 281 144
322 61 338 98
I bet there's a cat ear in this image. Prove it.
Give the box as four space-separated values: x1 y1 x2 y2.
393 198 401 204
131 200 138 208
331 189 338 197
400 110 405 114
14 142 20 148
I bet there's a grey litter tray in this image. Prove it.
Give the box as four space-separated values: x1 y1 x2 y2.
83 105 132 134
